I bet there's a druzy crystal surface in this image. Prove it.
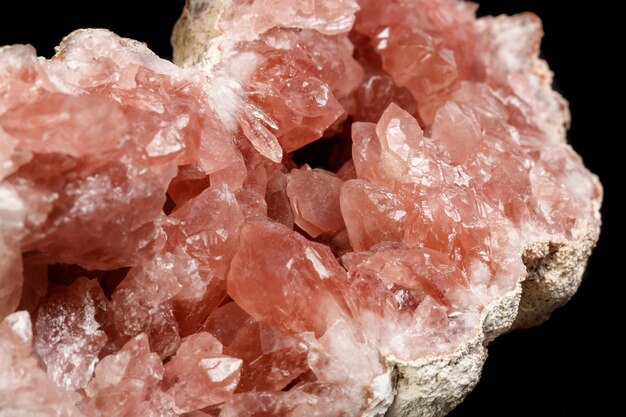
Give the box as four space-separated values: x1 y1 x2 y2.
0 1 601 416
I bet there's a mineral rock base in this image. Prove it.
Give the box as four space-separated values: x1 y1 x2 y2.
0 1 601 417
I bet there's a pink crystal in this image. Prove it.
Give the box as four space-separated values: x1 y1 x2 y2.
0 312 83 416
220 0 360 38
163 332 242 413
355 0 480 124
341 179 407 251
34 277 108 390
227 221 350 338
286 167 345 238
201 302 309 392
0 29 226 273
0 1 601 416
231 28 364 158
86 334 165 416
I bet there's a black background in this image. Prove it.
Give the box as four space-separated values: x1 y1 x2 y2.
0 1 619 416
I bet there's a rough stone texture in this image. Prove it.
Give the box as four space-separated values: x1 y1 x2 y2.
0 1 602 417
387 334 486 417
515 223 600 329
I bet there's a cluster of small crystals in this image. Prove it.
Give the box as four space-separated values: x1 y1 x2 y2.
0 0 599 416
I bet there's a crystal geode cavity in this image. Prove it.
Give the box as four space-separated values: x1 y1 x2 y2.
0 1 601 416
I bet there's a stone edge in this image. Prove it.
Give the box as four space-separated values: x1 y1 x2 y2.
379 216 600 417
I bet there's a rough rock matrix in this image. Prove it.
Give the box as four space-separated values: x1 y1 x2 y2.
0 1 601 417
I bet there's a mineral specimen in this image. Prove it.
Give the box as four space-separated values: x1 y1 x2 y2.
0 0 601 416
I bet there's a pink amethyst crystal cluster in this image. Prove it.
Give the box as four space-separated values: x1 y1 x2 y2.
0 1 601 416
